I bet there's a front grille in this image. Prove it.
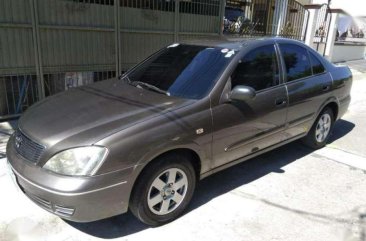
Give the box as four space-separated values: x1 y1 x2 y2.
14 130 45 163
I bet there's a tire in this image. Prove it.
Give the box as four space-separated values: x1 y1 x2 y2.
129 154 196 226
302 107 334 149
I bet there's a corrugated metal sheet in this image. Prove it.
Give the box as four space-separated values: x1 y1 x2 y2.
0 0 223 119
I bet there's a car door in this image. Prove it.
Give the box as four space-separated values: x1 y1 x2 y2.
211 44 288 168
277 43 332 138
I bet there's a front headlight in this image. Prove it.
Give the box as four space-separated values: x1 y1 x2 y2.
43 146 108 176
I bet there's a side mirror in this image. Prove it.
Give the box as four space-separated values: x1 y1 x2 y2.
230 85 256 101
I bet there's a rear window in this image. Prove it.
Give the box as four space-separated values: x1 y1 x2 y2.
279 44 312 82
309 52 326 75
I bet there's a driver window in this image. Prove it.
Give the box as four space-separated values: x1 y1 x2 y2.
231 45 279 91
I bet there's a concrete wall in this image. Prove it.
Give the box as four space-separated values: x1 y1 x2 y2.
331 43 366 62
309 42 366 62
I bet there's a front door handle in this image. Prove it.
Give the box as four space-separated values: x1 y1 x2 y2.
275 98 287 107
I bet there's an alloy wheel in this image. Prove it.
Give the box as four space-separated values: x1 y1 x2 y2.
147 168 188 215
315 113 332 143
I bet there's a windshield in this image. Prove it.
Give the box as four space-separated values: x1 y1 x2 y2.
126 44 237 99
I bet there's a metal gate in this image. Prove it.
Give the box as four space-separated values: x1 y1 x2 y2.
281 0 309 40
224 0 309 41
314 3 332 56
0 0 223 120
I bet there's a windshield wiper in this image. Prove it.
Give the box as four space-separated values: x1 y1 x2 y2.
120 74 131 83
131 81 168 95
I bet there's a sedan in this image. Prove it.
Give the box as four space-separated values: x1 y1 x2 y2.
6 37 352 226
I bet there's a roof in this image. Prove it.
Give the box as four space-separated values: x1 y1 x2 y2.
179 36 304 49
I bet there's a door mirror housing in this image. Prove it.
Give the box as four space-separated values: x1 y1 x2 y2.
230 85 256 101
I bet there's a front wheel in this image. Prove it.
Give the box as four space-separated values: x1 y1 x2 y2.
302 107 334 149
129 154 196 226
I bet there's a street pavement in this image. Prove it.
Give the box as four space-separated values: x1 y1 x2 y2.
0 60 366 241
342 59 366 74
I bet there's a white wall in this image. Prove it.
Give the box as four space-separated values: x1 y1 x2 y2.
331 44 366 62
310 0 365 16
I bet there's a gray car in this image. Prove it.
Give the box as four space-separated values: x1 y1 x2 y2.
6 38 352 226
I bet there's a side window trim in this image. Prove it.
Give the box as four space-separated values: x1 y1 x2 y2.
255 82 286 94
274 42 285 85
275 41 291 84
282 72 315 84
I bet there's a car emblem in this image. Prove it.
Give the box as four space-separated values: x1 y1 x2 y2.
15 134 23 149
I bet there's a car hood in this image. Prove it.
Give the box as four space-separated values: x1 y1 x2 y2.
18 78 192 148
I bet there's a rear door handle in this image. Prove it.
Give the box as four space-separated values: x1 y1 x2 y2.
275 98 287 107
322 85 330 91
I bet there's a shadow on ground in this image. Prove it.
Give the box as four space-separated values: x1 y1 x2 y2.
62 120 354 239
328 119 355 143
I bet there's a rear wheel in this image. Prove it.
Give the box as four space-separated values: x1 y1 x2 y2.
303 107 334 149
130 154 196 226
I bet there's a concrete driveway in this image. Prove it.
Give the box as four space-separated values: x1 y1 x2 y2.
1 60 366 241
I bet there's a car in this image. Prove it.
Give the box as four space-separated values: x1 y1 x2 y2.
225 7 245 26
224 7 251 34
6 37 352 226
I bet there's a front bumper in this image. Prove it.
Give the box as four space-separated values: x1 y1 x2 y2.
6 137 134 222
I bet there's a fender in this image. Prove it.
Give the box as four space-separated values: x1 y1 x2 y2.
309 96 340 131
